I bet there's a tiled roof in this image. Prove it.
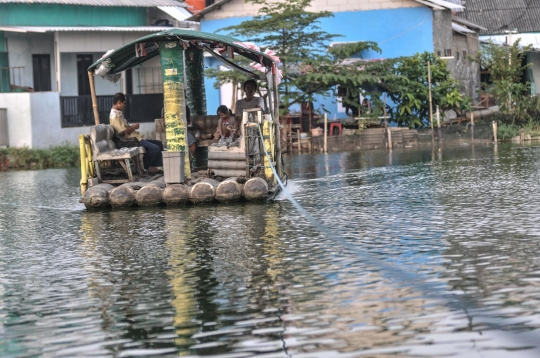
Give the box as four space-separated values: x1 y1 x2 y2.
0 0 186 7
458 0 540 34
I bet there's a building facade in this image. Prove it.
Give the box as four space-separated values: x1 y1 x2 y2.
188 0 481 118
0 0 197 149
457 0 540 95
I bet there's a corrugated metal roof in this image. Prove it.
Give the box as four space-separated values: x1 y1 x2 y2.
0 26 190 32
452 15 487 31
452 22 475 34
157 5 192 21
458 0 540 35
0 0 186 7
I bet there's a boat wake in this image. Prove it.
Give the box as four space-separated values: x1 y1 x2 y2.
273 180 302 201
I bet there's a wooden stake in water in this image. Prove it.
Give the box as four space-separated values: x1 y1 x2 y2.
427 61 433 131
492 121 498 143
436 105 440 128
324 113 328 153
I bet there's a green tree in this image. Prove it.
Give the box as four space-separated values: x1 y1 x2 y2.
209 0 382 114
471 39 531 113
385 52 469 127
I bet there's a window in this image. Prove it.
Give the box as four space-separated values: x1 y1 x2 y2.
457 52 460 60
463 50 467 59
32 54 51 92
77 54 93 96
444 49 452 57
437 50 441 57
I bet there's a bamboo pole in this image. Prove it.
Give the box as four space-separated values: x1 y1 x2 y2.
492 121 498 142
272 72 282 178
387 127 392 149
427 61 433 131
79 134 88 195
324 113 328 153
383 95 388 128
88 71 100 125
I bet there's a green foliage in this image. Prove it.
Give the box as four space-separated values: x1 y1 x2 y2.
471 39 532 112
209 0 469 126
212 0 373 111
384 52 470 127
492 95 540 139
0 143 79 170
495 122 520 140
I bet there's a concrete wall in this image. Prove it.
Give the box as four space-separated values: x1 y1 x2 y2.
201 0 421 20
0 92 156 148
60 53 123 96
528 52 540 95
30 92 78 148
433 10 480 102
57 31 153 53
5 31 163 95
432 9 453 58
5 32 56 90
452 32 480 102
0 93 32 147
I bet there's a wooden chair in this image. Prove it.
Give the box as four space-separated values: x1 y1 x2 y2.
90 124 145 184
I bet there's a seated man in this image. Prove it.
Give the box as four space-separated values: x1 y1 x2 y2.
110 92 163 173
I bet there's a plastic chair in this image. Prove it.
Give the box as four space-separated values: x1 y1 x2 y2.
329 122 343 136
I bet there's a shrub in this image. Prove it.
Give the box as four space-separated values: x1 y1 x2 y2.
1 144 79 170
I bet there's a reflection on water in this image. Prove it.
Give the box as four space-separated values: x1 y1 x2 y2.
1 143 540 357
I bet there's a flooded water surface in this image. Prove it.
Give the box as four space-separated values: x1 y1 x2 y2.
2 143 540 357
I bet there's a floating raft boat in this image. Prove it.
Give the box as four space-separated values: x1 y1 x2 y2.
82 173 274 209
80 29 285 209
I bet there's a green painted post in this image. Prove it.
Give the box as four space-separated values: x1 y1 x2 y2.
160 41 190 180
184 46 207 116
0 32 9 93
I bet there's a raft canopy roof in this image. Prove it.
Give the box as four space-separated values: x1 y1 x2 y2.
87 28 279 77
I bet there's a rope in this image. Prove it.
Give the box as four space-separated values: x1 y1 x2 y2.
255 124 540 350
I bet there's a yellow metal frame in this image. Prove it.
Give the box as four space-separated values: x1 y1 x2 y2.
79 134 95 195
262 120 275 185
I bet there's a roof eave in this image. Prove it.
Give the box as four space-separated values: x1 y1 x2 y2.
452 15 487 32
185 0 234 21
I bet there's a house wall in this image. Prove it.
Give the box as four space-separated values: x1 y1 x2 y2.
28 92 156 148
57 31 151 53
60 53 123 96
55 32 163 96
529 52 540 95
0 93 32 147
201 0 421 20
0 4 146 26
30 92 76 148
452 32 480 102
201 6 435 118
433 9 453 57
5 32 56 91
